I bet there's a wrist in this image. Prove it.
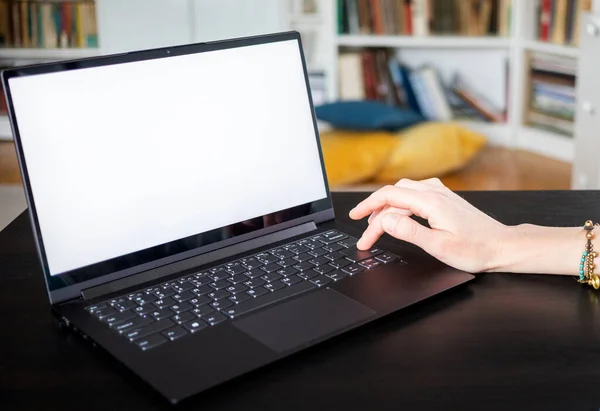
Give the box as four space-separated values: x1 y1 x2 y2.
485 223 584 275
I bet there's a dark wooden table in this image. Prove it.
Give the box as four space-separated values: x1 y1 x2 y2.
3 191 600 411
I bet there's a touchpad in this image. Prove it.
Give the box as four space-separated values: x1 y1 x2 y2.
233 289 376 353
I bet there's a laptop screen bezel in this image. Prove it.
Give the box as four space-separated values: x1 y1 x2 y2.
1 31 335 305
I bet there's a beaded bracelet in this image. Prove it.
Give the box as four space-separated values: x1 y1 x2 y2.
578 220 600 289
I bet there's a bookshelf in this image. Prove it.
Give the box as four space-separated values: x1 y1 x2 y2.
300 0 600 163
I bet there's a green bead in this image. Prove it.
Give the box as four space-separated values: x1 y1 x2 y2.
581 264 584 268
585 252 589 256
582 257 586 262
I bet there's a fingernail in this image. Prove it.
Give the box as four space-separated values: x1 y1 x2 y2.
382 214 399 232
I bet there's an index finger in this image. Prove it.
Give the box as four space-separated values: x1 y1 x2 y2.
349 185 434 221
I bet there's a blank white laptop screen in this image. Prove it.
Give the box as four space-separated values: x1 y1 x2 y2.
8 39 327 276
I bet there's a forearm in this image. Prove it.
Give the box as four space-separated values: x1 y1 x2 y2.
487 224 592 275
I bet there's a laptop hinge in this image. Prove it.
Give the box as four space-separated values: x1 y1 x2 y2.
80 221 318 301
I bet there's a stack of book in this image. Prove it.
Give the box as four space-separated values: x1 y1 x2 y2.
0 0 98 48
338 0 512 37
526 52 577 137
536 0 592 46
337 50 506 122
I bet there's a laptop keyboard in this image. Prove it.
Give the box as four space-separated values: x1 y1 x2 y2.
85 230 402 351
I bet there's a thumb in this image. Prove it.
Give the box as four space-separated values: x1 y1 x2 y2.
381 213 433 249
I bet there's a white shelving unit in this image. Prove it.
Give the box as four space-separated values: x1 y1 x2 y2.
304 0 600 164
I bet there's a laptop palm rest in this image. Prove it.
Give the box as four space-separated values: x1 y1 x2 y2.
233 289 376 353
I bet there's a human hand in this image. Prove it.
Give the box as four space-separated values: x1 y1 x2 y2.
348 178 511 273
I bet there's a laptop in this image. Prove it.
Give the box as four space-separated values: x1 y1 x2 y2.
2 31 474 404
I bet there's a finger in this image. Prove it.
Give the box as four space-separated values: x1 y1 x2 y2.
380 213 440 251
349 186 435 221
368 209 380 224
358 210 388 249
394 177 444 190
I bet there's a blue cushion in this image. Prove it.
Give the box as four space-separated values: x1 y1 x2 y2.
315 100 425 132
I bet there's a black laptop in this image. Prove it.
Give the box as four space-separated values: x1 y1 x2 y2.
2 31 474 404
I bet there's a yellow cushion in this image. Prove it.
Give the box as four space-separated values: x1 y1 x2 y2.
375 122 487 182
319 130 397 187
319 122 487 188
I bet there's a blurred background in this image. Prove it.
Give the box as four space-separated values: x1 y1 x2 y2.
1 0 599 229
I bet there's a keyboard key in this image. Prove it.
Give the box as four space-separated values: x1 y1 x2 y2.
103 310 136 325
183 319 208 334
324 243 344 253
338 237 358 248
210 299 234 311
324 251 344 261
281 275 303 286
308 247 328 257
271 248 294 259
326 271 348 282
293 261 314 271
322 230 340 238
303 238 322 249
311 276 333 288
203 312 227 326
209 270 230 281
226 263 247 276
228 274 247 284
298 269 320 280
172 311 195 324
162 326 188 341
261 263 281 273
178 275 196 283
192 276 212 287
151 308 173 321
191 305 214 317
313 264 334 275
189 296 211 306
247 287 269 298
286 244 309 254
342 264 365 275
191 285 212 296
265 280 286 292
223 281 316 319
375 252 399 264
329 259 351 269
112 300 136 312
173 281 194 292
125 318 175 341
209 280 230 290
261 272 282 283
154 287 176 298
225 284 248 295
342 247 384 263
208 290 231 300
294 252 312 262
278 258 297 267
256 253 279 264
244 278 266 288
359 258 382 270
86 303 107 313
309 256 330 266
170 302 193 314
241 257 263 270
110 315 153 332
319 233 348 244
154 297 176 309
230 293 252 304
133 294 157 306
245 269 265 279
136 334 168 351
173 291 194 303
134 305 154 316
276 267 299 277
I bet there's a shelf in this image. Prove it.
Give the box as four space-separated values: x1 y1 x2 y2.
522 40 580 58
0 115 11 141
0 48 100 61
516 125 574 163
337 35 511 49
